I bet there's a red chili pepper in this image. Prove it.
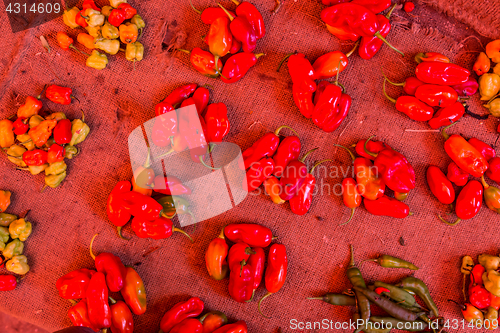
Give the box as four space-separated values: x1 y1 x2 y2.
439 180 483 225
365 138 416 193
82 0 99 10
204 103 230 142
428 102 465 129
0 275 17 291
228 258 254 303
486 157 500 185
326 24 359 41
12 117 29 135
159 297 204 333
374 287 391 295
18 94 42 118
56 32 77 51
383 80 434 121
192 87 210 115
86 272 112 329
68 299 100 332
452 76 479 97
152 103 177 147
120 266 147 316
358 6 395 60
241 126 292 169
106 181 132 239
313 44 358 80
293 85 314 119
212 321 248 333
206 16 232 64
45 85 73 105
287 53 316 93
354 139 390 160
470 264 485 287
491 294 500 311
194 5 236 25
468 138 496 162
200 311 228 333
221 52 264 84
230 38 242 54
232 0 265 40
415 62 470 85
110 300 134 333
53 119 73 145
224 223 273 248
415 52 450 63
341 177 362 225
415 84 459 107
312 82 351 132
290 160 331 215
351 0 391 13
206 231 229 280
109 9 126 27
447 162 469 187
181 48 223 78
313 79 327 104
364 195 410 218
89 235 127 293
22 149 48 166
247 247 265 295
259 243 287 318
131 216 192 241
170 318 203 333
228 242 255 271
426 165 455 205
117 3 137 19
218 4 256 53
56 269 96 298
244 156 275 192
121 191 165 220
153 175 192 196
162 84 197 106
403 1 415 12
469 285 491 310
279 148 317 200
76 10 88 27
178 103 211 165
272 136 301 178
384 76 425 96
47 144 65 164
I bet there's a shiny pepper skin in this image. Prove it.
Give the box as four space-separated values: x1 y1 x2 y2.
486 157 500 185
259 244 288 317
264 177 285 205
469 138 496 162
46 85 73 105
18 95 42 118
244 157 275 192
273 136 301 178
76 10 89 27
192 86 210 115
293 85 314 119
427 165 455 205
312 51 348 80
288 53 316 93
189 48 223 78
228 242 255 272
326 24 359 41
56 32 75 51
0 120 15 148
358 13 390 60
107 181 132 238
341 177 362 224
131 216 189 240
351 0 391 13
163 83 197 106
355 157 385 200
204 103 230 143
160 297 204 333
22 149 48 166
383 80 433 121
199 7 236 25
221 52 263 84
428 102 465 129
206 231 229 280
120 266 147 315
474 52 491 76
320 3 380 37
119 23 138 44
364 195 410 218
470 284 493 310
355 139 389 160
371 144 415 193
248 247 265 292
207 17 232 61
29 120 57 147
170 319 203 333
219 5 256 53
234 1 265 39
56 268 95 299
228 259 254 303
47 144 65 163
224 223 273 248
86 272 112 329
200 311 228 333
94 252 127 293
0 275 17 291
212 321 248 333
486 40 500 62
63 7 80 28
117 3 137 19
312 82 351 132
289 161 329 216
241 132 280 170
452 180 484 222
416 53 451 64
109 9 126 27
444 134 489 178
447 161 469 186
77 33 95 49
110 300 134 333
68 299 100 332
461 303 484 325
414 84 458 108
416 62 470 86
452 76 479 97
53 119 72 145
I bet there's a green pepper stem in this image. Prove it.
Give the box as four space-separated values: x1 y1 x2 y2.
162 212 177 219
374 31 404 56
276 52 295 72
438 215 461 226
109 296 117 304
116 226 130 241
81 110 86 123
173 227 194 242
310 159 333 174
299 147 319 163
334 144 356 162
306 297 322 300
363 136 378 158
272 0 281 14
199 156 221 170
255 53 266 59
231 0 241 5
382 79 397 104
349 244 355 268
414 52 425 64
339 208 356 226
89 233 98 260
274 125 299 136
217 3 234 21
441 122 457 140
382 71 405 87
144 147 152 168
188 0 202 15
246 289 256 302
385 3 397 19
258 292 273 318
176 49 191 54
37 84 48 100
481 175 490 189
70 44 89 56
346 40 360 58
156 148 175 160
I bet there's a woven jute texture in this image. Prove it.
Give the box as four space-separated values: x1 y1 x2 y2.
0 0 499 332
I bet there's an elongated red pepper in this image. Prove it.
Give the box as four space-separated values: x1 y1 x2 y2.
89 235 127 293
452 76 478 97
415 52 450 64
447 162 469 186
110 300 134 333
200 312 228 333
248 247 265 295
192 87 210 115
471 264 485 287
439 180 483 225
415 62 470 85
383 80 434 121
207 16 232 64
351 0 391 13
224 223 273 248
46 85 73 105
170 318 203 333
212 321 248 333
273 136 301 178
56 268 96 299
326 24 359 41
354 139 390 160
314 80 329 105
178 101 211 165
232 0 265 40
131 216 192 241
179 48 223 78
22 149 48 166
244 156 275 192
341 177 362 225
86 272 111 329
427 165 455 205
204 103 230 143
468 138 495 162
153 175 191 196
202 8 236 25
107 181 132 239
486 157 500 185
312 44 358 80
12 118 29 135
287 53 316 93
163 84 197 107
54 119 72 145
159 297 204 333
359 6 395 60
47 144 65 163
415 84 458 107
293 85 314 119
428 102 465 129
219 4 256 52
312 82 351 132
221 52 264 84
120 266 147 316
0 275 17 291
121 191 166 220
228 242 255 270
152 102 177 147
364 195 410 218
279 148 317 200
290 160 331 215
68 299 100 332
206 231 229 280
228 258 254 303
259 243 288 318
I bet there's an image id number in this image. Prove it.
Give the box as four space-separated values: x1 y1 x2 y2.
6 2 61 14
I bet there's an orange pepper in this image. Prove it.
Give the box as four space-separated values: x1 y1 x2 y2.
17 96 42 118
263 177 285 204
341 177 361 225
56 32 75 50
0 120 15 148
491 294 500 311
486 40 500 63
119 23 138 44
415 52 450 63
206 17 232 64
443 129 489 178
28 120 57 147
0 190 11 213
77 33 95 49
326 24 359 42
473 52 490 76
205 230 229 280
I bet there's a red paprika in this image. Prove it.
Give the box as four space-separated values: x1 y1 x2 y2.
426 165 455 205
45 85 73 105
241 127 290 169
447 162 469 187
204 103 230 143
232 0 265 39
56 268 95 299
228 242 255 271
170 319 203 333
120 266 147 316
351 0 391 13
109 9 126 27
224 223 273 248
54 119 73 145
288 53 316 93
469 285 492 310
0 275 17 291
89 235 127 293
428 102 465 129
106 181 132 239
259 243 288 318
192 87 210 115
206 231 229 280
244 156 275 192
247 247 265 295
22 149 48 166
364 195 410 218
212 321 248 333
86 272 112 329
117 3 137 19
468 138 496 162
121 191 165 220
221 52 264 84
358 6 394 60
273 136 301 178
383 80 434 121
68 299 100 332
110 300 134 333
415 84 459 108
415 62 470 86
12 118 29 135
219 4 256 52
486 157 500 184
384 76 425 96
131 216 192 241
163 84 198 106
354 139 390 160
279 148 317 200
228 259 254 303
153 175 192 196
439 180 483 225
312 82 351 132
47 144 65 163
293 85 314 119
200 311 228 333
159 297 204 333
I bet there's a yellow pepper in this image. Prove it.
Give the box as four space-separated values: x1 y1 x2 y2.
131 14 145 37
95 39 120 55
45 171 67 189
9 218 32 242
17 134 34 151
63 7 80 29
493 63 500 76
486 40 500 63
0 226 9 244
29 115 44 128
65 145 79 159
0 191 11 213
485 307 499 330
125 42 144 62
479 254 500 271
77 33 95 49
85 25 102 39
45 161 67 176
264 177 285 204
485 98 500 117
27 164 49 175
86 50 108 70
70 114 91 145
45 112 67 121
84 9 105 27
119 23 138 44
2 239 24 259
479 73 500 101
0 213 17 227
110 0 127 8
6 255 30 275
28 119 57 147
484 270 500 297
101 5 113 16
0 120 15 148
6 145 27 167
102 21 119 39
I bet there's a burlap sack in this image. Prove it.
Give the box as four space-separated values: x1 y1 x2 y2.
0 0 499 332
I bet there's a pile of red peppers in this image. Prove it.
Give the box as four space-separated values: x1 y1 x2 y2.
336 137 415 223
56 234 147 332
205 223 288 318
179 0 266 83
0 84 90 190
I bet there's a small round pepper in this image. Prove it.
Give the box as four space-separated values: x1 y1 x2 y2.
119 23 138 44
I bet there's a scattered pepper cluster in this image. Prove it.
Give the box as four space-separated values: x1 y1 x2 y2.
206 223 288 318
0 191 32 282
179 0 266 83
1 85 90 189
60 0 145 70
475 39 500 130
384 52 476 129
336 137 415 223
56 235 146 331
459 254 500 329
310 246 444 333
158 296 248 333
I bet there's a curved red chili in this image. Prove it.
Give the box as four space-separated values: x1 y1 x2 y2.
110 300 134 333
428 102 465 129
248 247 265 294
106 181 132 239
131 216 192 242
288 53 316 93
293 85 314 119
273 136 301 178
153 175 192 196
159 297 204 333
204 103 230 143
355 139 390 160
426 165 455 205
415 62 470 86
358 7 394 60
414 84 458 107
68 299 100 332
228 259 254 303
212 321 248 333
56 268 96 299
279 148 317 200
242 126 295 169
232 0 265 40
384 76 424 96
162 84 197 107
90 235 127 293
439 180 483 225
244 156 275 192
170 318 203 333
221 52 264 84
259 243 288 318
364 195 410 218
224 223 273 248
86 272 112 329
192 87 210 115
383 80 434 121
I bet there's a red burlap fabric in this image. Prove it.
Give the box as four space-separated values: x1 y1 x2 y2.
0 0 499 332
